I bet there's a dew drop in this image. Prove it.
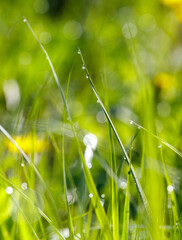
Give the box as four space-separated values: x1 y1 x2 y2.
87 162 92 169
129 120 133 125
23 17 27 22
138 126 141 129
83 133 97 150
86 74 89 79
100 199 104 206
97 100 100 103
78 49 81 54
21 163 24 167
101 194 105 198
158 144 162 148
82 64 86 69
6 186 13 195
167 185 174 194
89 193 93 198
21 182 28 190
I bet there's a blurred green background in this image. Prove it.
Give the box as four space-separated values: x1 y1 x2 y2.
0 0 182 239
0 0 182 140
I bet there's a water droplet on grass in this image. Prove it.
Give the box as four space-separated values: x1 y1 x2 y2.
82 64 86 69
21 163 24 167
78 49 81 54
89 193 93 198
87 162 92 169
6 186 13 195
100 199 104 206
21 182 28 190
129 120 133 125
83 133 97 150
158 144 162 148
86 74 89 79
167 185 174 194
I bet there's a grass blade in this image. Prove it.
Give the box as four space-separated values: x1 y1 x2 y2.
62 72 74 239
78 49 150 219
0 174 66 240
130 120 182 158
24 18 113 240
159 147 181 235
108 126 119 240
0 124 58 216
122 145 132 240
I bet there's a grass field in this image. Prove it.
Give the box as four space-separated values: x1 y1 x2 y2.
0 0 182 239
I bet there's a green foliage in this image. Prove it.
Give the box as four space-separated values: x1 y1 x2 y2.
0 0 182 239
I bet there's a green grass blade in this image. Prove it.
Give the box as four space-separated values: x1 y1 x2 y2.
86 202 93 239
108 126 119 240
122 145 132 240
12 196 39 240
24 18 113 240
78 49 150 219
159 147 181 233
0 174 66 240
130 121 182 158
62 73 74 239
0 124 58 216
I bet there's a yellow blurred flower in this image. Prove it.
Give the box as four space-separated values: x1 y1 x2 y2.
161 0 182 7
161 0 182 22
5 133 48 154
153 72 176 91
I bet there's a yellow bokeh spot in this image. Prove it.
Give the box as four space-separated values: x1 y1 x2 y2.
161 0 182 22
5 134 48 154
153 72 176 91
161 0 182 6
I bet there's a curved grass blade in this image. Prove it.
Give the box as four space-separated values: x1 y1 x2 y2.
78 49 150 219
24 17 113 240
130 120 182 158
0 174 66 240
0 124 58 216
159 147 181 234
12 196 40 240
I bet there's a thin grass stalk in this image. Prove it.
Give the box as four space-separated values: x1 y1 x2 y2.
108 126 119 240
160 147 181 235
78 49 150 219
12 196 39 240
130 121 182 158
0 174 66 240
0 124 58 216
62 73 74 239
24 17 113 240
86 202 93 239
122 144 131 240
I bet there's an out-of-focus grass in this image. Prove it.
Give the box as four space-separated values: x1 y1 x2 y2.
0 0 182 239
